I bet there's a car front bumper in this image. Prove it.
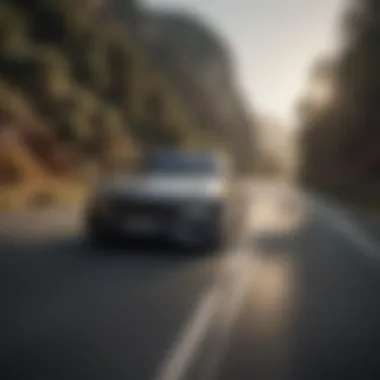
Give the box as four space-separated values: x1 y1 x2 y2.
86 208 222 246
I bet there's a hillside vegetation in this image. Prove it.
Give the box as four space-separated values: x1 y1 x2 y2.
0 0 223 212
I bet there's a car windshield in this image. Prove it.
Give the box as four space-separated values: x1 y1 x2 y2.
144 153 218 175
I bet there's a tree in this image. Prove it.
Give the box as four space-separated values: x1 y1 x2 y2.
297 0 380 189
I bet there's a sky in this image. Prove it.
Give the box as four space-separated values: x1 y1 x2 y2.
141 0 346 127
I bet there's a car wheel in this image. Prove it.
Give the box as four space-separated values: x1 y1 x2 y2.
88 231 113 249
204 227 227 251
86 218 114 249
202 205 232 252
190 218 226 252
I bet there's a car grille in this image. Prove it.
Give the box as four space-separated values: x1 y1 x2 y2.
109 198 180 219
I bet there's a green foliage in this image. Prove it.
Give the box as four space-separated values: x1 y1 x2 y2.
55 110 91 145
84 40 111 94
0 0 226 183
105 40 132 107
53 87 97 146
98 106 126 137
0 5 30 56
30 46 72 101
0 80 32 121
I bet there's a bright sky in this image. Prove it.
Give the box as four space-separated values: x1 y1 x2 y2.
142 0 346 126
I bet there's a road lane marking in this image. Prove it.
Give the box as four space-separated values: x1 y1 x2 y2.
280 182 380 257
153 195 256 380
153 286 223 380
315 199 379 257
152 247 254 380
197 252 254 380
300 191 380 259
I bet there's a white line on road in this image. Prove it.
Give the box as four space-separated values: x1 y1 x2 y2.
153 194 256 380
152 246 254 380
315 198 379 257
301 191 380 259
153 286 223 380
280 182 380 258
197 252 254 380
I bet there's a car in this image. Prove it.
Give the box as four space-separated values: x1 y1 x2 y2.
85 150 235 250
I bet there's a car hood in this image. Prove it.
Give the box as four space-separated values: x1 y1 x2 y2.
97 175 226 201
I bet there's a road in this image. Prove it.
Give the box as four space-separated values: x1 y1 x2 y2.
1 182 380 380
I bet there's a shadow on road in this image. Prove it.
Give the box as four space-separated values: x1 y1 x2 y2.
0 231 216 380
85 237 215 260
0 233 210 262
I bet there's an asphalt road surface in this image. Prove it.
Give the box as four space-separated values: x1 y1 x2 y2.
1 182 380 380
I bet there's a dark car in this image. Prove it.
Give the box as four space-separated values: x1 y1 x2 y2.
85 150 234 250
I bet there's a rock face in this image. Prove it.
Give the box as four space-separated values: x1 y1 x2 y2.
144 11 256 170
107 3 256 171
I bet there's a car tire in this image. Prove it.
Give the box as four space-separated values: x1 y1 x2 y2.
86 217 115 249
205 228 227 251
88 231 113 249
190 217 227 252
202 204 232 252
